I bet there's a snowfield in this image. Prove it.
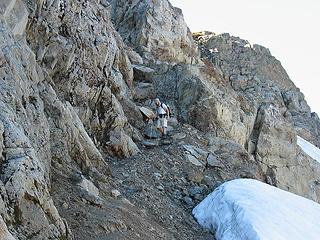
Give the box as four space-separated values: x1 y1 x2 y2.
193 179 320 240
297 136 320 163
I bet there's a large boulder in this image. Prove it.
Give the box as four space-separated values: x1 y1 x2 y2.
249 104 320 201
107 0 199 64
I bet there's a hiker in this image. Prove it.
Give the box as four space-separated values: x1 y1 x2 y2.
154 98 169 137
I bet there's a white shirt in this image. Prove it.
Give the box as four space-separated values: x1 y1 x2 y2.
157 103 168 115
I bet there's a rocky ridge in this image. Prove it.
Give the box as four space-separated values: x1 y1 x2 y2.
0 0 319 239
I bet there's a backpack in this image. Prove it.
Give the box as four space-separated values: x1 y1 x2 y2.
161 103 173 118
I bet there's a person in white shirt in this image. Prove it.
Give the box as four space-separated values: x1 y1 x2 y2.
154 98 169 137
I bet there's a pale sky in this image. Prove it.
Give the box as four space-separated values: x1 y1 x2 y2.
170 0 320 115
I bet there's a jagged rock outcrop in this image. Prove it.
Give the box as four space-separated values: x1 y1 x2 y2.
249 104 320 201
24 0 139 158
107 0 199 64
194 31 320 146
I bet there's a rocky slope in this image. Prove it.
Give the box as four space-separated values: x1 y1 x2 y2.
0 0 319 239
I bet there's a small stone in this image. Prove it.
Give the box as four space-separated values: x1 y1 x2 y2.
161 139 173 145
182 196 193 206
202 175 215 187
122 198 135 206
111 189 121 198
185 154 203 167
78 177 99 197
194 193 203 201
207 153 223 167
156 185 164 191
62 202 69 209
122 173 130 179
153 172 162 180
172 132 186 140
142 140 160 147
188 186 204 197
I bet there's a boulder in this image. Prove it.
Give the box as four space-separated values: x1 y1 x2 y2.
109 128 140 158
139 107 156 119
108 0 199 64
144 124 161 139
134 82 156 100
250 104 320 201
133 65 155 81
206 154 223 168
78 177 99 197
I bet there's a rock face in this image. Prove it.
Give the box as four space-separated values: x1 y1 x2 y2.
24 0 139 158
1 0 320 239
0 0 139 239
108 0 199 64
194 31 320 147
1 1 68 238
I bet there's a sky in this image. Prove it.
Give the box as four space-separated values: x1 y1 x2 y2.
170 0 320 115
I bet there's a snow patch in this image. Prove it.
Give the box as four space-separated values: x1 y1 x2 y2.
297 136 320 163
193 179 320 240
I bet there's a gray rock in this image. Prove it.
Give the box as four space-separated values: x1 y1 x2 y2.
111 189 121 198
80 191 103 207
108 0 200 64
78 177 100 197
0 217 15 240
142 140 160 147
126 47 144 65
182 196 193 206
194 194 203 201
185 154 203 167
202 176 215 188
134 82 155 100
183 145 209 159
132 65 155 81
161 139 173 145
156 185 164 191
172 132 187 140
144 124 161 139
194 31 320 147
206 154 223 168
188 186 204 197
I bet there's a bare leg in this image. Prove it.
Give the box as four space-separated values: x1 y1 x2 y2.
157 127 164 135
